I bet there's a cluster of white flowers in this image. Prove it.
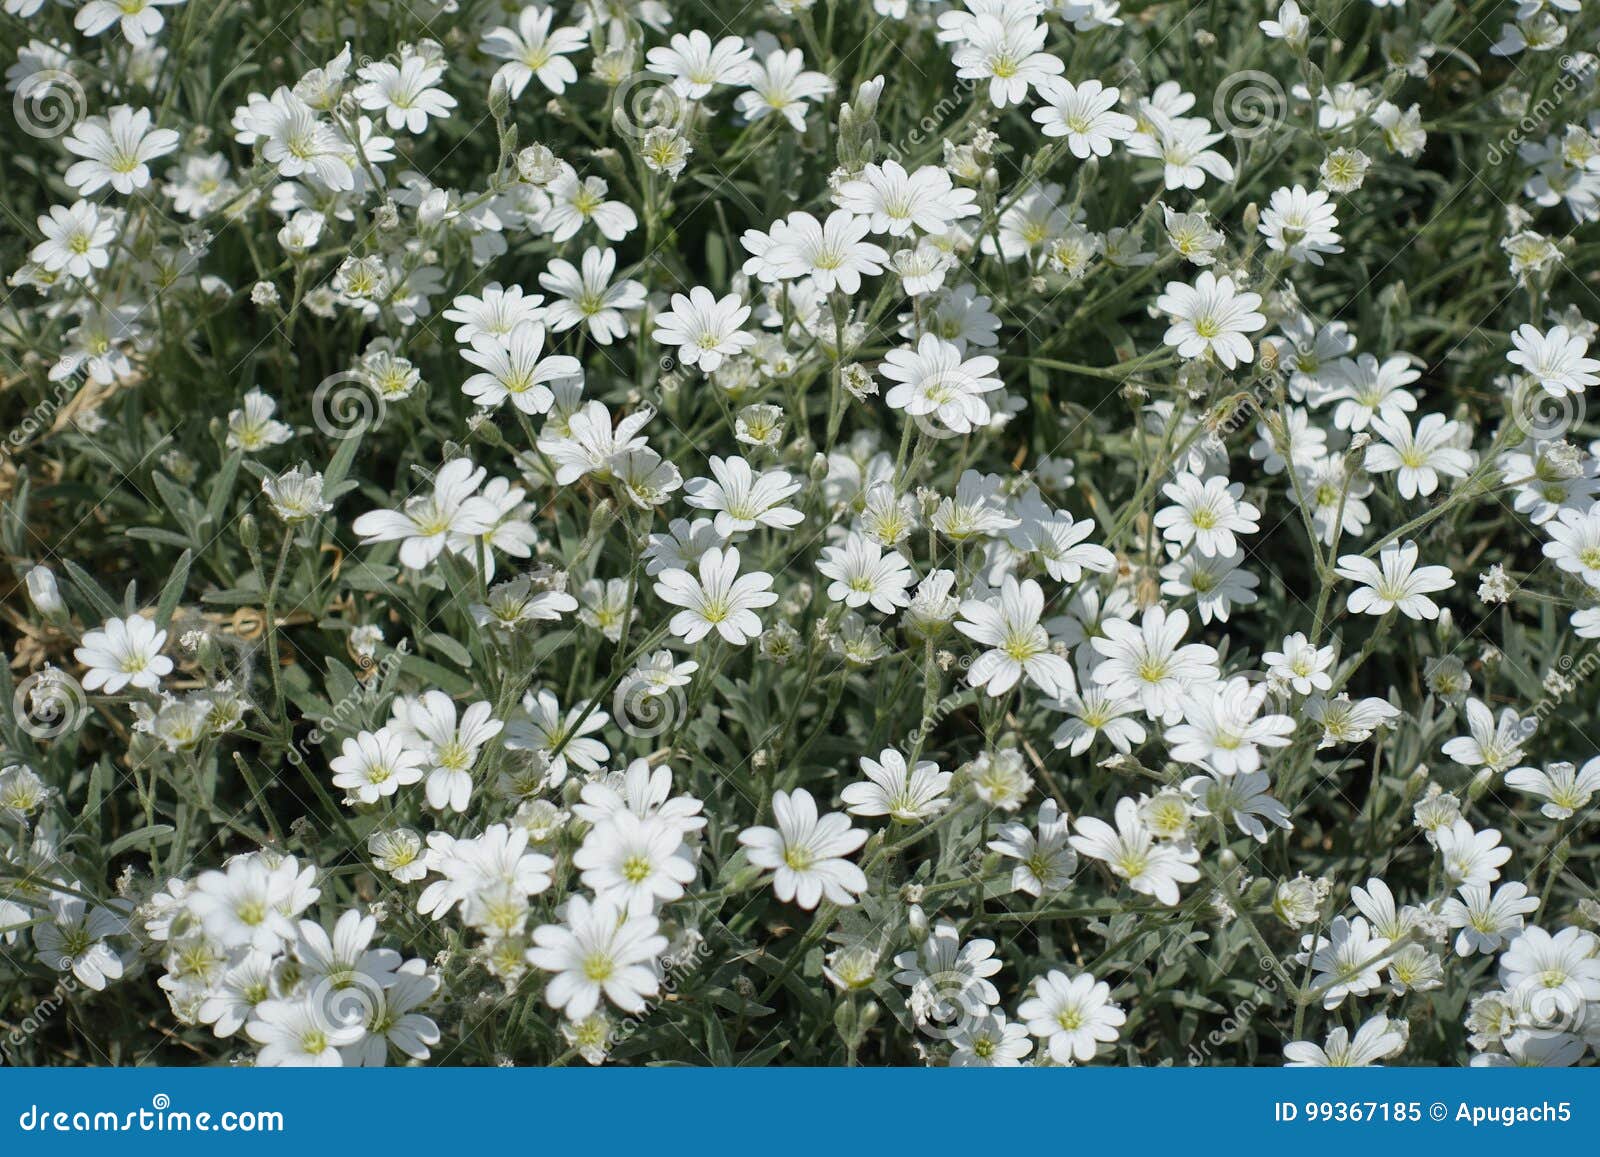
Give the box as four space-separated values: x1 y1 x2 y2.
4 0 1600 1069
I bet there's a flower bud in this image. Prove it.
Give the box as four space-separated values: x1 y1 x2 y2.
907 903 929 944
25 565 63 618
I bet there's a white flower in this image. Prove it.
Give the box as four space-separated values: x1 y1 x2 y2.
1440 698 1530 775
1049 686 1145 755
75 614 172 693
653 545 777 645
1322 353 1421 432
188 856 317 953
389 692 504 813
893 920 1001 1025
1335 539 1454 619
461 323 580 415
1442 882 1540 955
1498 926 1600 1004
538 400 653 485
1166 677 1295 776
955 575 1075 698
743 210 888 294
1504 759 1600 820
833 160 979 236
1435 819 1512 887
882 333 1003 435
1184 770 1292 842
1284 1015 1407 1066
354 51 456 134
1031 79 1135 157
1156 271 1265 368
573 811 695 914
1542 504 1600 588
1128 117 1235 190
539 248 645 344
351 458 498 570
949 1012 1034 1066
544 170 638 242
654 287 754 373
1069 797 1201 905
817 534 915 613
1153 473 1260 556
31 200 118 279
989 799 1077 897
75 0 183 46
951 15 1063 108
1263 632 1336 695
1308 694 1402 748
1091 605 1219 725
1259 184 1343 265
1260 0 1310 46
502 689 609 787
1017 970 1125 1063
1363 412 1473 498
1507 323 1600 396
738 788 868 908
527 894 667 1019
442 283 547 346
841 748 951 821
330 727 426 805
63 105 178 195
417 825 554 929
480 6 586 99
33 896 125 991
683 455 803 535
1298 915 1389 1009
646 30 754 97
735 48 833 131
247 998 350 1067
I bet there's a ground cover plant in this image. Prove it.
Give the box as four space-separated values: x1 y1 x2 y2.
2 0 1600 1068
